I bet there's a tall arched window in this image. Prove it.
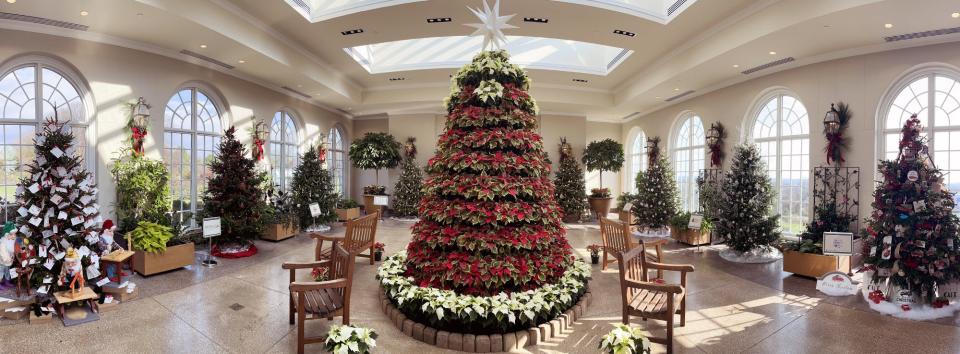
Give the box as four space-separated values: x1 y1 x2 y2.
270 111 299 190
328 126 346 196
672 114 705 211
163 87 223 221
750 93 810 235
0 61 91 203
629 131 647 192
880 68 960 210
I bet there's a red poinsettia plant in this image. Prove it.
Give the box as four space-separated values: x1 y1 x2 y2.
311 267 328 282
590 188 611 198
586 244 602 256
373 242 385 253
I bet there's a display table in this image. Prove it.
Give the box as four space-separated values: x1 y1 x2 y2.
101 250 135 283
53 286 100 326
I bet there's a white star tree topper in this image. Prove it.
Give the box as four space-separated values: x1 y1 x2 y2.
465 0 517 51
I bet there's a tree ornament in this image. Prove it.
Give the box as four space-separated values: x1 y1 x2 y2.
464 0 517 51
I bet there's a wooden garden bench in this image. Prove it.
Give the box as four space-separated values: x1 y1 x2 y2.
282 242 356 354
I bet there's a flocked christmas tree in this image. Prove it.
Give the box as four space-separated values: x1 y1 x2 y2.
202 126 268 245
290 143 338 229
392 137 424 218
715 143 781 253
863 115 960 304
406 50 574 296
632 155 680 229
16 115 104 293
554 138 587 222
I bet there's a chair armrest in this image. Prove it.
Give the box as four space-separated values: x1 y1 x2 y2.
282 260 331 270
643 239 669 247
290 279 348 292
310 233 344 242
625 279 684 294
645 261 695 273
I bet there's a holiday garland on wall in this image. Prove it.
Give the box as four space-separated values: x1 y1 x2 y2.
863 115 960 304
392 137 424 218
126 97 150 156
707 122 725 168
201 127 269 247
715 143 781 254
250 118 267 162
824 102 852 166
632 155 679 229
554 137 588 222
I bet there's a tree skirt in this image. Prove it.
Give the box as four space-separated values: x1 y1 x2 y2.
860 289 960 320
389 217 419 223
305 224 331 232
211 243 258 258
718 245 782 263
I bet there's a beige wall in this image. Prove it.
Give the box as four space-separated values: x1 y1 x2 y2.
621 40 960 219
0 29 352 219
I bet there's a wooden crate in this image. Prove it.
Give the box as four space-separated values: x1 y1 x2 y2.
262 223 298 241
783 250 851 278
2 306 29 320
133 242 195 276
671 228 711 246
99 301 120 313
101 285 140 302
335 207 361 221
29 312 53 324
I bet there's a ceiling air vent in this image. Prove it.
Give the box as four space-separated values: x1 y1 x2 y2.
341 28 364 36
179 50 234 70
523 17 548 23
389 77 405 81
572 79 588 83
741 57 795 75
0 12 88 31
666 0 690 16
613 29 636 37
427 17 452 23
281 86 311 99
665 90 695 102
884 26 960 42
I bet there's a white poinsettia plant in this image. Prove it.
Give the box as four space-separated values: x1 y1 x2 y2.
598 324 651 354
474 79 505 103
324 325 378 354
378 252 590 326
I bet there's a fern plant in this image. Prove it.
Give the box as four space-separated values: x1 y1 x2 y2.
129 221 175 254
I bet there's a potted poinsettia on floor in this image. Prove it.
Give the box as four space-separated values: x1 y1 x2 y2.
325 325 378 354
587 244 602 264
599 324 651 354
582 139 624 219
349 132 402 216
373 242 385 261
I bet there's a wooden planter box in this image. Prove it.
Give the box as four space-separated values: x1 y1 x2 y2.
133 242 195 276
335 207 361 221
783 250 851 278
363 194 387 216
261 223 298 241
670 228 711 246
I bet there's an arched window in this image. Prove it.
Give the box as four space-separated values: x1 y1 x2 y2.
880 68 960 209
270 111 299 190
163 87 223 221
629 130 647 192
750 92 810 235
328 126 347 196
0 61 91 203
672 114 705 211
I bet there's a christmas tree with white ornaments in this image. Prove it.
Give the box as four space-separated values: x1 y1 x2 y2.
632 155 679 229
715 143 781 253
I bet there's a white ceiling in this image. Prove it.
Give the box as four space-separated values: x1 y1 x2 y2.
1 0 959 121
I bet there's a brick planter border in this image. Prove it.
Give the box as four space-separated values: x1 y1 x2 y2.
379 286 593 352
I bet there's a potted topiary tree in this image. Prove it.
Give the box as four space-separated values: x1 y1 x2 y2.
349 132 402 216
582 138 624 219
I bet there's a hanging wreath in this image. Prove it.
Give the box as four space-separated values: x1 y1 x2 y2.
824 102 852 166
250 119 267 161
707 122 726 168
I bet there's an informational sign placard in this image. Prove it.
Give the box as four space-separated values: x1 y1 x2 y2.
816 271 858 296
309 203 321 217
687 213 704 230
823 232 854 256
374 195 389 206
202 217 221 238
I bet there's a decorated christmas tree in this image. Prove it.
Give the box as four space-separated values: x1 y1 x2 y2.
406 50 573 296
554 138 587 222
201 127 268 245
15 116 104 294
290 143 338 229
863 115 960 304
392 137 424 218
715 143 781 253
632 155 679 229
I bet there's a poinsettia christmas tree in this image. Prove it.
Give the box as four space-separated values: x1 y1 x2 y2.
202 127 268 245
405 50 573 295
16 115 104 293
863 115 960 304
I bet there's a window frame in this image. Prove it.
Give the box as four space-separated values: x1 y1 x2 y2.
328 124 348 197
628 128 647 193
269 110 301 190
670 112 705 212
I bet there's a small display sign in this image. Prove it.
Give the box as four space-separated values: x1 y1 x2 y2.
202 217 221 238
309 203 321 217
816 271 858 296
374 195 389 206
823 232 854 256
687 213 704 230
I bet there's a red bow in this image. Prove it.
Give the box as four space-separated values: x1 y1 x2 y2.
254 139 265 160
131 126 147 156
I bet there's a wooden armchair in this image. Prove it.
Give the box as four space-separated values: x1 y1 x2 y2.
614 245 694 354
283 242 356 354
599 217 666 276
312 212 379 264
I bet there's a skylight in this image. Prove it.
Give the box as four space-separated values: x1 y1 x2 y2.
285 0 426 22
345 36 633 76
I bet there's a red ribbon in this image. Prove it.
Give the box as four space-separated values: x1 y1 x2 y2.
254 139 265 160
709 144 722 167
131 126 147 156
826 132 844 165
318 147 326 162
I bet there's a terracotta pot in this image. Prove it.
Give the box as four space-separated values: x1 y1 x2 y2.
783 250 851 278
335 207 361 221
261 223 298 241
588 197 612 219
133 242 195 276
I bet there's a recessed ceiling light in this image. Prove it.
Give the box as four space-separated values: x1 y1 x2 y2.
238 60 245 64
673 88 680 91
884 23 893 29
6 0 16 4
733 64 740 68
80 11 89 16
341 28 364 36
572 78 588 83
389 77 405 81
952 12 959 18
769 51 777 55
524 17 549 23
655 96 661 99
200 44 207 48
613 29 636 37
427 17 452 23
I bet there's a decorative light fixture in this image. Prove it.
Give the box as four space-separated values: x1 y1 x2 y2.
238 60 245 64
823 102 851 165
132 97 151 122
465 0 517 51
129 97 151 156
706 122 725 167
733 64 739 68
823 103 841 135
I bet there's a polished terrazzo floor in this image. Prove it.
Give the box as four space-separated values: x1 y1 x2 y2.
2 219 960 354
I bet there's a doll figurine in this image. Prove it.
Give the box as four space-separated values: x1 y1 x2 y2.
99 219 126 280
58 247 84 298
0 222 16 289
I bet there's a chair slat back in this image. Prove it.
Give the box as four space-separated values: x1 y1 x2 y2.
344 212 378 252
600 217 634 256
329 242 356 299
615 246 646 304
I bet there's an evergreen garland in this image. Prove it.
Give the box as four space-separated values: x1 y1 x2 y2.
632 155 679 229
202 126 269 244
715 143 781 253
554 155 587 222
290 144 338 228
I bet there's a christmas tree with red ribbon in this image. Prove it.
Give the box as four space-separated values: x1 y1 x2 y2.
404 50 573 296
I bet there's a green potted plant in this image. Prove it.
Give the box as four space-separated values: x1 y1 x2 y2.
261 187 298 241
582 139 624 219
127 220 195 275
335 198 361 221
587 244 602 264
349 132 402 215
324 325 378 354
598 323 651 354
668 211 712 246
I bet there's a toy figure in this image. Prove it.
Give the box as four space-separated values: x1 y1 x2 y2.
99 219 126 279
0 222 16 289
58 247 84 298
13 236 34 297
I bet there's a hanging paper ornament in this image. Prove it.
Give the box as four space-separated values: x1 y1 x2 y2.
907 170 919 182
